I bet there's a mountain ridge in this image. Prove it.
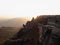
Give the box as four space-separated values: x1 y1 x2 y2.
0 18 29 27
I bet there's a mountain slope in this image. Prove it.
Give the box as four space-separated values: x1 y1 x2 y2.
0 18 29 27
4 15 60 45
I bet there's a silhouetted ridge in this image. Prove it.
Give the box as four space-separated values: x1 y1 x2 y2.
3 15 60 45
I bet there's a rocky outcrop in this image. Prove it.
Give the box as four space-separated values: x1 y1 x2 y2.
3 15 60 45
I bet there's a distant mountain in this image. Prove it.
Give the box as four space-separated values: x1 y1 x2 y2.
0 18 29 27
0 17 9 21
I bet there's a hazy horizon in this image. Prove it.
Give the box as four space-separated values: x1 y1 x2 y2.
0 0 60 19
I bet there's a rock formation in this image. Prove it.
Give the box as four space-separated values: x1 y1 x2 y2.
3 15 60 45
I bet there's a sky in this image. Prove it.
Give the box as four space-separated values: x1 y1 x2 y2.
0 0 60 19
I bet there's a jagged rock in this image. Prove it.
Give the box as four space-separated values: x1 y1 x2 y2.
3 15 60 45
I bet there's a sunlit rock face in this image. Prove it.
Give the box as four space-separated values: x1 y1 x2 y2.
3 15 60 45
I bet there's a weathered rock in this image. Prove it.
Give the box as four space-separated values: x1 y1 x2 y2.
3 15 60 45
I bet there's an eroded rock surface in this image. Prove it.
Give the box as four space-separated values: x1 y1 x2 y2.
3 15 60 45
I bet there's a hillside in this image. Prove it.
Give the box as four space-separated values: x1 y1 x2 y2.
0 18 29 27
4 15 60 45
0 27 20 45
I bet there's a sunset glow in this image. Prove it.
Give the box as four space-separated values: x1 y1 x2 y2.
0 0 60 19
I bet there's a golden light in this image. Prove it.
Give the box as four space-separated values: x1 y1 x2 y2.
0 0 60 19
